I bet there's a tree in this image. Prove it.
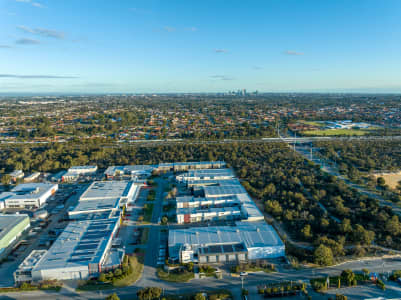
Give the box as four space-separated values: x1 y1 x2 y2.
301 224 313 239
98 273 107 282
377 177 386 187
161 216 168 225
362 268 369 277
341 269 355 286
314 244 334 266
194 293 206 300
0 174 11 186
137 287 162 300
114 268 122 277
106 293 120 300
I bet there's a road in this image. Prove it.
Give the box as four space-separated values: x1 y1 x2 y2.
5 255 401 299
294 143 401 216
1 135 401 149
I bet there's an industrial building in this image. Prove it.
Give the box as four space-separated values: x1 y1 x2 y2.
175 178 264 224
0 214 30 260
168 222 285 264
14 217 123 282
24 172 41 183
176 206 242 224
176 195 240 209
62 165 98 182
176 168 235 184
80 181 138 202
0 183 58 209
9 170 24 183
68 180 139 219
104 165 155 180
157 161 226 172
68 197 121 220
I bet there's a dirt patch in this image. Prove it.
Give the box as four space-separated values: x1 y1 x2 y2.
373 171 401 189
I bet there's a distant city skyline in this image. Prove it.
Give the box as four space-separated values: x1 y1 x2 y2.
1 0 401 93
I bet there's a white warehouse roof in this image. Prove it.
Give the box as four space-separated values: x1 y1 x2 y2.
34 217 120 272
80 181 136 201
169 222 284 258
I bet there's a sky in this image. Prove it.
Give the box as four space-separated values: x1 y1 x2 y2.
1 0 401 94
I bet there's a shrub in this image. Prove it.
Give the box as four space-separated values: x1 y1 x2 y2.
377 279 385 290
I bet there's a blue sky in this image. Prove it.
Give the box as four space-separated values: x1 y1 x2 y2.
1 0 401 93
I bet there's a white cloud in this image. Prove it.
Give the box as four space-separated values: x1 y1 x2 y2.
0 74 78 79
15 38 40 44
15 0 45 8
284 50 304 56
17 25 64 39
210 75 234 81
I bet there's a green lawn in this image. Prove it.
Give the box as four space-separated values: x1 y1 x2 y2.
140 228 149 244
143 203 154 222
157 268 194 282
77 255 144 291
299 120 325 127
301 129 372 136
113 256 144 287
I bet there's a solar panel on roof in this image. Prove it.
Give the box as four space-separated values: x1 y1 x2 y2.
67 258 91 263
76 244 98 250
71 251 95 256
88 225 108 231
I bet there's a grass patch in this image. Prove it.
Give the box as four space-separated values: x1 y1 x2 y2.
157 268 194 282
231 262 276 274
140 227 149 244
0 281 62 293
147 189 156 201
164 289 232 300
300 120 325 127
77 255 144 291
143 203 154 222
113 255 144 287
301 129 372 136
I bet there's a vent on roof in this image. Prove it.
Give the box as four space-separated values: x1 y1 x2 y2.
236 229 240 233
256 228 260 232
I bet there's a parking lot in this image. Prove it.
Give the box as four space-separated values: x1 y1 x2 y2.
0 183 86 287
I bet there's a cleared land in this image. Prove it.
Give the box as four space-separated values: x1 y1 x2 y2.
373 172 401 189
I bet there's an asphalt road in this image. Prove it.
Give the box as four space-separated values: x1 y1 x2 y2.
5 255 401 300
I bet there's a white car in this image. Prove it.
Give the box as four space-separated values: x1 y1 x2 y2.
240 272 248 276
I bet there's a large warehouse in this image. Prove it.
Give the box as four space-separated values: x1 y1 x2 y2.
168 222 285 263
175 182 264 224
157 161 226 172
80 181 138 202
0 214 30 260
68 180 139 219
0 183 58 209
104 165 155 180
14 217 123 282
176 168 235 184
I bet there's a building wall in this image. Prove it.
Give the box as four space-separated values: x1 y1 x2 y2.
0 216 30 250
247 245 285 260
35 266 90 281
